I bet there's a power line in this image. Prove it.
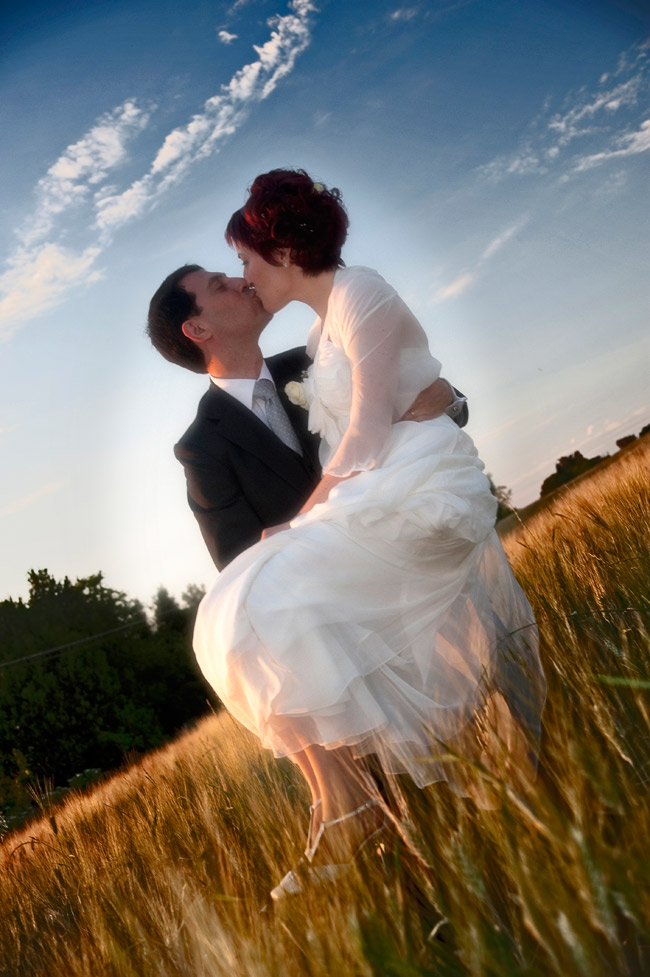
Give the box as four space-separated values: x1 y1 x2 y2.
0 619 146 670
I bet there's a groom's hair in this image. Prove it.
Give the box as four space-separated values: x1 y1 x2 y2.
147 264 207 374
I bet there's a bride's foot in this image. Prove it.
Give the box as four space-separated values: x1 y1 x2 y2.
307 799 386 867
269 801 386 903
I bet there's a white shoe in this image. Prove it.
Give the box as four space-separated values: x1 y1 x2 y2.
270 799 387 903
269 860 350 902
305 798 386 864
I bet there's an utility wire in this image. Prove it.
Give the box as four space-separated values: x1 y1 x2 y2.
0 619 147 670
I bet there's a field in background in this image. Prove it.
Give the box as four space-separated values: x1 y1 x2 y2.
1 439 649 977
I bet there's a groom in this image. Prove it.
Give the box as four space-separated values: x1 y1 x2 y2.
147 264 468 570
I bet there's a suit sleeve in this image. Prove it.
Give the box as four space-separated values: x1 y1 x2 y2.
452 387 469 428
175 442 265 571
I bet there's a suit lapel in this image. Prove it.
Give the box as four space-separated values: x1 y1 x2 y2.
200 383 316 486
268 360 321 472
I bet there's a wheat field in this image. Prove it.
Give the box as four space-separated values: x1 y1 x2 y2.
1 439 649 977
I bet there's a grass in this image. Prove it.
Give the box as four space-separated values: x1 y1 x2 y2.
1 438 649 976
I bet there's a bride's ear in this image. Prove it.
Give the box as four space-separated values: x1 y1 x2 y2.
182 317 210 345
275 248 292 268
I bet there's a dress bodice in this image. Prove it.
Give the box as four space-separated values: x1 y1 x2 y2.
304 267 441 475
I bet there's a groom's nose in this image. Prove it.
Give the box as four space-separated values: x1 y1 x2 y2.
232 277 248 291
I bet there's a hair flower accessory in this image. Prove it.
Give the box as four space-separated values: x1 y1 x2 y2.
312 182 324 193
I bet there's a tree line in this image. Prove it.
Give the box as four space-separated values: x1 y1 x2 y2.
0 570 215 827
539 424 650 498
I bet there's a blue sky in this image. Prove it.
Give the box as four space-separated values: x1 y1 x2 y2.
1 0 648 607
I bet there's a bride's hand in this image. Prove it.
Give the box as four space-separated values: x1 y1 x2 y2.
261 522 291 540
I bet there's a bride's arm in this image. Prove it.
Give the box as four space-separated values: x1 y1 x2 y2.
260 472 351 536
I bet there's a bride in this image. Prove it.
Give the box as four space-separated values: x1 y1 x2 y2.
193 169 546 899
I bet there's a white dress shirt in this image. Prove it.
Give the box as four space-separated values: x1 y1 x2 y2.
210 362 275 428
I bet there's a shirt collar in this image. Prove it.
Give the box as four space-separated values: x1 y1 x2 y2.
209 361 274 411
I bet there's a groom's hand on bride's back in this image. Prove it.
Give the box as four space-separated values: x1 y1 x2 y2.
399 378 468 427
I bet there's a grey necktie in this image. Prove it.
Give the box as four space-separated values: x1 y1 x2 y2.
253 378 303 455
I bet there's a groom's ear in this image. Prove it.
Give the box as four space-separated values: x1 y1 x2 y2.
182 317 211 345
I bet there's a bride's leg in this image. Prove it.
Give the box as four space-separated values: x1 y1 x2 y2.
291 749 321 805
289 749 324 850
302 744 384 864
304 744 369 820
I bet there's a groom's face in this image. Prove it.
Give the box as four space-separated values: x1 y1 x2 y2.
181 269 272 339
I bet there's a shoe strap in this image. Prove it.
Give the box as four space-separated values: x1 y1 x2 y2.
321 798 378 829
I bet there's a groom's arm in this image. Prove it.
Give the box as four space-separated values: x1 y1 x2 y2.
175 443 267 570
399 378 468 427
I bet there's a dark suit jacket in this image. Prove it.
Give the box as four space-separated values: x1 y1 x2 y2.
175 348 321 570
176 346 469 570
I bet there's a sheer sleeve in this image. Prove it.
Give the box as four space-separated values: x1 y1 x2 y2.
323 269 432 478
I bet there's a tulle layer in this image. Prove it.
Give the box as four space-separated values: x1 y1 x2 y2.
193 420 545 790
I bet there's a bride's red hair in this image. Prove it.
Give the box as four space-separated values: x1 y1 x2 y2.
226 168 349 275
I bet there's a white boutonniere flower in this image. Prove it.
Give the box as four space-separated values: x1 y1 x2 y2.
284 379 309 410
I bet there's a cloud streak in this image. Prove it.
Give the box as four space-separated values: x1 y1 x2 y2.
572 118 650 171
0 480 66 519
19 101 152 249
433 217 528 304
0 0 316 339
96 0 315 233
479 39 649 184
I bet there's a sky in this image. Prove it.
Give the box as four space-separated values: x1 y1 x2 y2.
1 0 649 608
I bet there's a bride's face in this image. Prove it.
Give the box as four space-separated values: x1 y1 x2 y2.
236 244 294 314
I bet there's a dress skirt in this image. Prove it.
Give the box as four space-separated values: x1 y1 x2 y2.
193 416 546 790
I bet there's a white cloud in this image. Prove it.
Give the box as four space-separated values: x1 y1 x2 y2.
0 481 66 519
390 7 419 21
548 75 643 143
19 101 152 248
0 0 317 335
594 169 627 197
96 0 315 232
0 244 102 339
480 40 649 184
218 30 238 44
480 218 527 262
434 216 527 303
573 118 650 172
434 271 474 303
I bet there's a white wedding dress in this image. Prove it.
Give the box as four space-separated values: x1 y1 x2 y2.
193 268 545 790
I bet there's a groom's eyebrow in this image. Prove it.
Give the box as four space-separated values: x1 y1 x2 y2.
208 273 226 290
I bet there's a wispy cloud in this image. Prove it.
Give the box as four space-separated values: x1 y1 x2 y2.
18 101 152 249
218 30 238 44
434 217 528 304
97 0 315 232
313 110 331 126
0 481 66 519
480 219 527 261
572 118 650 172
434 272 475 303
0 244 103 333
480 39 649 184
390 7 419 21
0 0 316 339
228 0 254 13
